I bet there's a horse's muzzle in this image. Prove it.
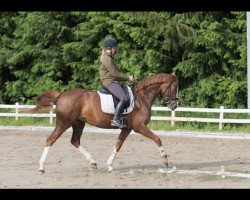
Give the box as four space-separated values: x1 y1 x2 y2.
169 104 177 111
164 98 178 111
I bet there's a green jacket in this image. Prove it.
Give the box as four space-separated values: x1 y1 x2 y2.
99 50 130 86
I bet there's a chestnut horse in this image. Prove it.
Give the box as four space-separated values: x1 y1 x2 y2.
30 72 178 173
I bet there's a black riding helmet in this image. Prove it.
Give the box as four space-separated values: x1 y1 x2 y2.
104 37 118 48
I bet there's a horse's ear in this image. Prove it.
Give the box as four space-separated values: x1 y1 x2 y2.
170 71 177 82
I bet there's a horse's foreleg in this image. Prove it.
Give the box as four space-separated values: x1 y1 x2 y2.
71 120 97 169
134 126 168 167
107 129 131 172
107 147 117 172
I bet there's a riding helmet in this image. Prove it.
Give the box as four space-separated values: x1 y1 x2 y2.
104 37 118 48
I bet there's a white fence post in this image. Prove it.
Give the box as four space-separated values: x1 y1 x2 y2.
171 110 175 127
15 102 19 121
219 106 224 130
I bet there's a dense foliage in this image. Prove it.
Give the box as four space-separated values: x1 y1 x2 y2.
0 11 247 108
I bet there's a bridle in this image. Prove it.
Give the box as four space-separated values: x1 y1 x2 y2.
161 80 179 106
131 78 179 106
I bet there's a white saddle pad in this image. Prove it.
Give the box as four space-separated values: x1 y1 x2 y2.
97 86 134 114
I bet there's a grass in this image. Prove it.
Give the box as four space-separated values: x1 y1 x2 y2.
148 120 250 134
0 117 55 127
2 103 250 133
1 116 250 134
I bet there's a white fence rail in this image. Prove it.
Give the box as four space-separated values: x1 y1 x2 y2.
0 103 55 125
151 106 250 130
1 103 250 130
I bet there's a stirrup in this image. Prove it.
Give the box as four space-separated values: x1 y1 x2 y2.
111 119 121 127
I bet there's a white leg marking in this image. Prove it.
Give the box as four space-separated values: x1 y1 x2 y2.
38 146 50 171
159 146 167 156
108 166 113 172
78 146 95 164
107 147 117 172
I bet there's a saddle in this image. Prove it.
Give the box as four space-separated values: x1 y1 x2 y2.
97 85 134 115
98 85 130 110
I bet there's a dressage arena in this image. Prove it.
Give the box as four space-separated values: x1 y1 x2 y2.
1 127 250 188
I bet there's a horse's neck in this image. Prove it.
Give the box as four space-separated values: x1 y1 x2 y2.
136 84 160 107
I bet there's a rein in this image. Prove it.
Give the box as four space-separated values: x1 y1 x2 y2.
131 80 178 105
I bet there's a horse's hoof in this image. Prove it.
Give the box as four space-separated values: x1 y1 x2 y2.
164 162 169 169
38 170 45 174
90 163 97 169
162 155 168 168
108 166 113 172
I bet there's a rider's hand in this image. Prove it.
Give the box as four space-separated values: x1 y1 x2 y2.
129 75 134 83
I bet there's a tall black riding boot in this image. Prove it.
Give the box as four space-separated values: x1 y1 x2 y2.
111 100 126 127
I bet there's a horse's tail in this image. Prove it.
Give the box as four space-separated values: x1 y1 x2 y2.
24 90 61 113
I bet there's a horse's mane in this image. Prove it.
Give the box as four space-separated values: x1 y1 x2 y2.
135 73 171 92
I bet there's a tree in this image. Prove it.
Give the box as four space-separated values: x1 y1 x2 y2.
174 12 246 108
0 11 247 109
0 12 18 103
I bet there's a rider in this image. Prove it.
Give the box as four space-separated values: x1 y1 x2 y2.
99 37 134 127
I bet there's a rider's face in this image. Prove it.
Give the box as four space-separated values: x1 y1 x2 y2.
111 47 117 55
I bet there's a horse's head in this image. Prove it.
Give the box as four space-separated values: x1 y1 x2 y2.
160 72 179 111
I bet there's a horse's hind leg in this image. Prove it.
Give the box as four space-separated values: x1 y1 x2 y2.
71 120 97 169
106 129 131 172
38 124 70 174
